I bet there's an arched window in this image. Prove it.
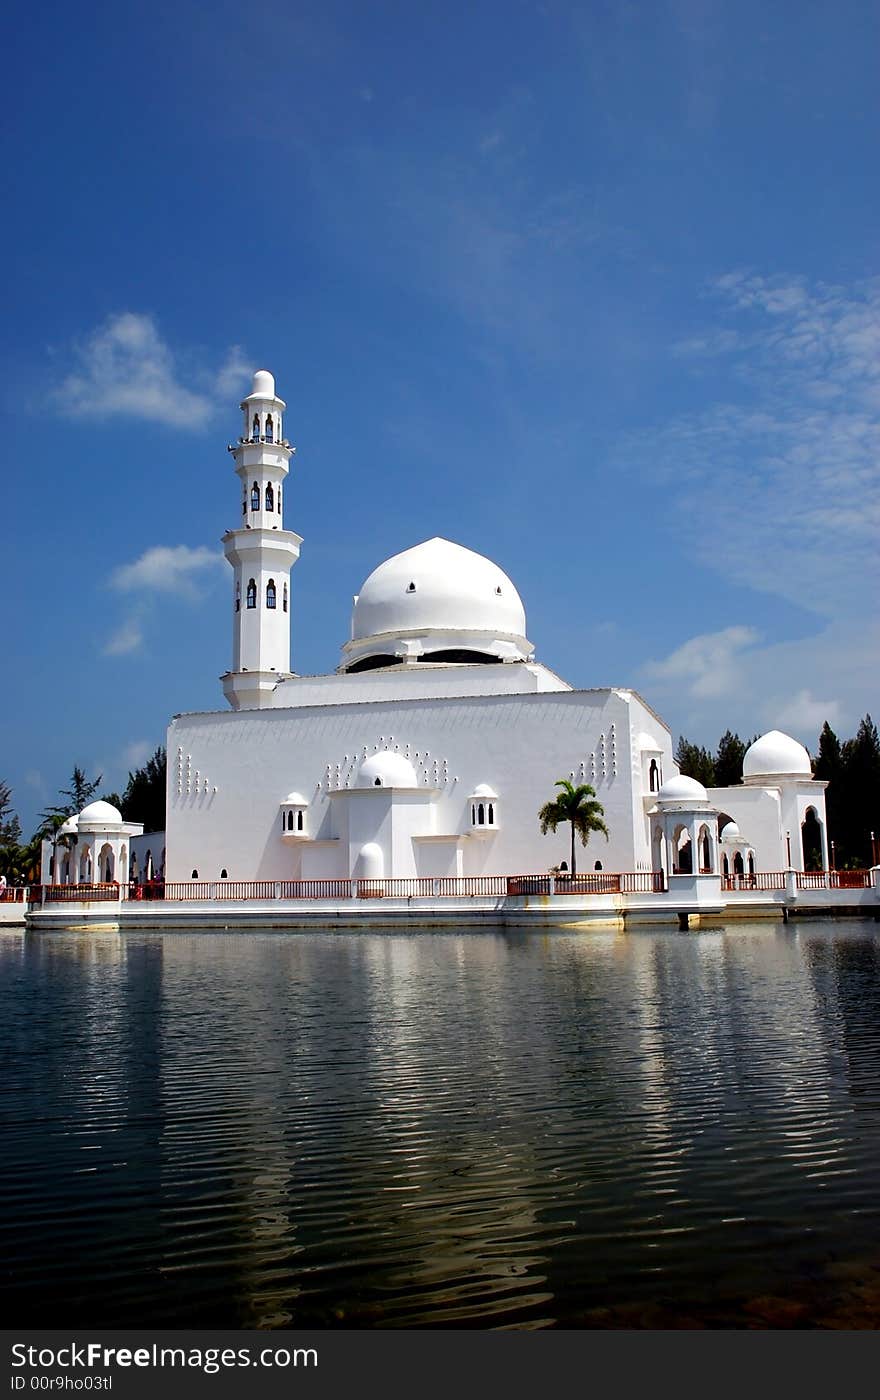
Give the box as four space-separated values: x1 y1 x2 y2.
733 852 744 876
488 803 494 825
699 826 713 873
235 580 240 613
220 869 228 879
478 803 485 825
283 582 288 613
471 804 476 824
748 852 755 875
252 416 260 441
278 487 282 513
246 578 256 608
266 578 276 609
801 807 823 871
594 860 603 871
406 581 416 593
242 497 247 516
722 854 729 876
265 482 274 511
251 482 260 511
191 869 199 879
649 759 659 792
296 810 303 831
374 777 382 786
265 416 274 443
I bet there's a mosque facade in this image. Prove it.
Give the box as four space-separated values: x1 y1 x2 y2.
150 370 830 889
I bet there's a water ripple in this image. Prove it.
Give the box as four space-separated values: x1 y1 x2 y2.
2 919 880 1327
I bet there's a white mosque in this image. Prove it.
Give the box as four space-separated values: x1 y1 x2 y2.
38 369 833 905
131 369 830 891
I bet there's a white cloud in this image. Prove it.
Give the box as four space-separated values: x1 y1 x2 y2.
110 545 224 596
621 272 880 620
214 345 251 398
54 313 250 428
122 740 152 769
103 618 145 656
644 625 758 700
642 617 877 753
103 545 224 660
773 689 841 736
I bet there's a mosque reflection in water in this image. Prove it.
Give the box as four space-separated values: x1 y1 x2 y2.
1 922 879 1328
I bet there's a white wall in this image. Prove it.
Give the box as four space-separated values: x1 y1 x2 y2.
708 787 785 869
166 687 672 882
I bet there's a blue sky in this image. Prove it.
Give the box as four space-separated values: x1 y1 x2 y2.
2 0 878 836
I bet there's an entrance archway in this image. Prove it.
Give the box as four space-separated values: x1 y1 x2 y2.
801 808 824 871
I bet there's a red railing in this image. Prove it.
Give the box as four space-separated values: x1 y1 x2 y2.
42 883 121 903
623 871 666 893
793 870 873 890
160 881 277 901
552 873 619 894
279 879 354 899
794 868 822 890
722 872 787 891
43 866 869 906
0 886 28 903
830 870 873 889
719 870 874 893
355 876 508 899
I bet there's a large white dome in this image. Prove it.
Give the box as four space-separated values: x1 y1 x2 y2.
743 730 812 781
341 537 533 673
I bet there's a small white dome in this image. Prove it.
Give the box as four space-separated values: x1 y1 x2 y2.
657 774 709 805
743 730 812 779
356 751 419 788
469 783 498 798
720 820 741 841
248 369 275 399
58 815 79 836
282 791 308 806
77 800 123 827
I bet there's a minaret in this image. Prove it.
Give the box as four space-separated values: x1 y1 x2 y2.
221 370 302 709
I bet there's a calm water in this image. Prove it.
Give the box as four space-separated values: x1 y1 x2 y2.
2 919 880 1329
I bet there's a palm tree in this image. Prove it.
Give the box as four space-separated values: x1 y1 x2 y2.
538 779 609 876
34 810 76 886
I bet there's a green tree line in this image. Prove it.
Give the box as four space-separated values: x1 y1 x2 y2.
676 716 880 869
0 748 166 883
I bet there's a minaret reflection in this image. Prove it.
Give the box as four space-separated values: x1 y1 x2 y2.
353 932 554 1326
155 934 306 1327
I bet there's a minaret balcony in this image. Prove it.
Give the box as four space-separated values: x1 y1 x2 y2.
238 435 292 447
232 441 294 474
